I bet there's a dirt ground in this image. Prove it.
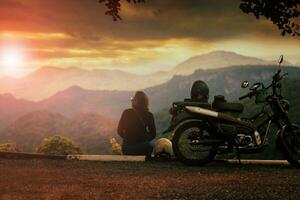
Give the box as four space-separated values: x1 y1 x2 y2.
0 159 299 200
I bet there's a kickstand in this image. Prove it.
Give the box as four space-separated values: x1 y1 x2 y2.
236 149 241 165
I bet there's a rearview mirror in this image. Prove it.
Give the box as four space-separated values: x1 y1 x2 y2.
278 55 283 65
250 82 262 91
241 81 249 88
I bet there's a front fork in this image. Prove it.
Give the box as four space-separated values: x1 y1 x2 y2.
275 125 286 150
276 123 300 149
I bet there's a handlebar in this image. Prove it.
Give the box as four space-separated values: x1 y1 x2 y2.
240 70 288 101
239 91 255 100
266 72 288 89
274 69 281 78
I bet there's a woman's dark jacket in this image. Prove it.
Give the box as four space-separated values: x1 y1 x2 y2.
117 108 156 144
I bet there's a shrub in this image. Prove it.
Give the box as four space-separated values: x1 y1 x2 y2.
36 135 83 155
0 143 20 152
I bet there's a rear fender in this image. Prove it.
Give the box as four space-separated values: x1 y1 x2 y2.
170 110 209 128
171 118 217 141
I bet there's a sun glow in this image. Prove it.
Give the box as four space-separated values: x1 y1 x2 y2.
1 47 25 76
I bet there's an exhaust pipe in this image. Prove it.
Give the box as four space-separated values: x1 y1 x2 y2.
185 106 255 128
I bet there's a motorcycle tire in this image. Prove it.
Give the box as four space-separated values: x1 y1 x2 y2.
278 125 300 169
172 120 218 166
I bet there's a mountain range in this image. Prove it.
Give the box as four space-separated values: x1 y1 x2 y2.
171 50 279 75
0 51 294 101
1 65 300 130
0 67 170 101
2 64 300 113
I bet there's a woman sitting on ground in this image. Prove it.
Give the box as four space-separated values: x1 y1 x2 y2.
117 91 156 158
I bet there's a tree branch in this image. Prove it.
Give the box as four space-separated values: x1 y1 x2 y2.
240 0 300 36
99 0 300 36
99 0 145 21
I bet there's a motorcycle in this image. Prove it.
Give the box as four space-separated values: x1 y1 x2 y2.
167 55 300 168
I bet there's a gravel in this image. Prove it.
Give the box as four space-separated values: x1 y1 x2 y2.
0 159 299 200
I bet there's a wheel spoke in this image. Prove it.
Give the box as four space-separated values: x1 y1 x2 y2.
172 121 218 165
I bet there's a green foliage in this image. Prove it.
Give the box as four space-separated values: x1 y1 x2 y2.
240 0 300 36
0 143 19 152
99 0 300 36
99 0 145 21
36 135 83 155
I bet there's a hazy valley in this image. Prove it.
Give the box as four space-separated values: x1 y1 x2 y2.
0 51 293 101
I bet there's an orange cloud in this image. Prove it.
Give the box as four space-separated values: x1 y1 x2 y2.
0 32 72 40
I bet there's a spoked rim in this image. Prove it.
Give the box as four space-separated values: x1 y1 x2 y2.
283 130 300 157
280 127 300 168
172 121 218 165
177 127 216 160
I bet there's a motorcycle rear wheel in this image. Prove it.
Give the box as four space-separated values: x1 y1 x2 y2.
172 121 218 166
278 125 300 169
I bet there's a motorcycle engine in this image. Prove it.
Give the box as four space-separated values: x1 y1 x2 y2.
232 120 256 148
235 134 253 148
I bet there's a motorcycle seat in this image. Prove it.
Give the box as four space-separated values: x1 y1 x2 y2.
212 95 243 113
174 100 212 109
213 102 244 113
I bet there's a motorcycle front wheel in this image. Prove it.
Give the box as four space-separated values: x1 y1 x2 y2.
172 121 219 166
279 124 300 168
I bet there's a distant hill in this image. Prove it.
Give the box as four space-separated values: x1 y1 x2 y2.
0 67 171 101
67 112 117 153
0 86 131 129
0 94 38 130
171 51 279 75
0 111 69 152
39 86 132 117
0 111 117 153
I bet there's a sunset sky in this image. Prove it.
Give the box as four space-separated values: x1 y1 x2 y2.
0 0 300 77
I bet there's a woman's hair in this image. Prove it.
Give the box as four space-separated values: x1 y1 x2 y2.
132 91 149 112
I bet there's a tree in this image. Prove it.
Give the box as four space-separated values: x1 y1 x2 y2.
0 143 20 152
99 0 300 36
99 0 145 21
36 135 83 155
240 0 300 36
